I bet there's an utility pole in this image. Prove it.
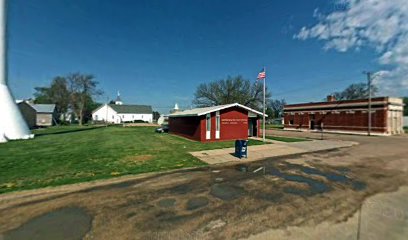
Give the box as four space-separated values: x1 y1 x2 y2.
364 71 372 136
257 67 267 142
263 67 266 142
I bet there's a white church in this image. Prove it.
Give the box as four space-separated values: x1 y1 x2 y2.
92 93 153 124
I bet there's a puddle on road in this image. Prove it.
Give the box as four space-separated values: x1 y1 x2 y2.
210 184 245 201
167 183 194 195
286 163 367 192
186 197 209 210
228 160 366 197
294 164 348 183
270 168 332 195
3 207 92 240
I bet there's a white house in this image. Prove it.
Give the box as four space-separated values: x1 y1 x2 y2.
92 93 153 123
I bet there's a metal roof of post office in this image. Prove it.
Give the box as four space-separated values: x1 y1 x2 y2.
169 103 267 117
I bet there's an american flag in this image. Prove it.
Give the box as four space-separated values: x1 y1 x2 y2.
257 68 266 80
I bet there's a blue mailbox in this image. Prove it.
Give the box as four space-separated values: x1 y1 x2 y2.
235 140 248 159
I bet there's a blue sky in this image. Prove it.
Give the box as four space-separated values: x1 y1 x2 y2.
8 0 390 113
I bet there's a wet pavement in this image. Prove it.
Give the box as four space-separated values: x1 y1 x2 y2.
0 134 407 239
210 184 246 201
1 156 401 240
186 197 209 210
3 207 92 240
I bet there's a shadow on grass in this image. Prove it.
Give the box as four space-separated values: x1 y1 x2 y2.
34 126 104 137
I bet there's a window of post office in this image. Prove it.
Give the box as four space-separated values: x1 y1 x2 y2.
206 114 211 131
216 111 220 131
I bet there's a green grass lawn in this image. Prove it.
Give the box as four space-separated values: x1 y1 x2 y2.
265 135 309 142
0 126 265 194
265 124 284 129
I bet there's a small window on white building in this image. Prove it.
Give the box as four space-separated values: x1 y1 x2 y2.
95 115 98 120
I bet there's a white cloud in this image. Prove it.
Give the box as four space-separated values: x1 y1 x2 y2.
295 0 408 96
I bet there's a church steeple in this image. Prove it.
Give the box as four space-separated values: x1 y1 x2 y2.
115 91 123 105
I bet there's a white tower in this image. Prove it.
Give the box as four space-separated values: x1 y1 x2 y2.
0 0 33 142
174 103 179 111
114 91 123 105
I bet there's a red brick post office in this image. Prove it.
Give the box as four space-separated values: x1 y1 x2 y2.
283 96 404 135
168 103 266 142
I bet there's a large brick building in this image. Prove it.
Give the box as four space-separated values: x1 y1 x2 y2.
169 103 265 142
283 96 404 135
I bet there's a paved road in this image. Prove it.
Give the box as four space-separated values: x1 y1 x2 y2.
0 132 407 240
247 186 408 240
265 130 408 170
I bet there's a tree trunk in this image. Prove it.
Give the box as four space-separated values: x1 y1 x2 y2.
78 108 83 126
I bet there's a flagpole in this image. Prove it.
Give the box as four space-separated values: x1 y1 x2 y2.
263 67 266 142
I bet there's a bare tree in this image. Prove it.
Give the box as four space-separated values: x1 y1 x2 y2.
67 73 102 126
267 99 286 119
331 82 378 100
193 75 271 110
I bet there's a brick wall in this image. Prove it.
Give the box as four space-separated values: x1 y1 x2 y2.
170 106 253 142
169 116 202 141
284 109 388 133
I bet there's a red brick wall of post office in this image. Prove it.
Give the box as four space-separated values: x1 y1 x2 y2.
199 106 249 142
284 109 388 133
169 116 202 141
257 119 261 137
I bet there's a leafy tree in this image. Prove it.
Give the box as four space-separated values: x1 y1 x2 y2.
267 99 286 119
83 97 102 123
33 87 51 103
404 97 408 116
34 77 70 121
193 75 271 110
153 111 161 121
67 73 103 126
331 82 378 100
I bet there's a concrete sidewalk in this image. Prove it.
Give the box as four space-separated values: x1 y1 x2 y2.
190 139 358 165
